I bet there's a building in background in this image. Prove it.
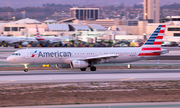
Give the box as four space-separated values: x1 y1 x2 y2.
70 8 99 20
73 18 120 29
144 0 160 23
0 18 108 38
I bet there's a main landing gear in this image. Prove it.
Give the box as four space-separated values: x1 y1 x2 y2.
80 66 97 71
80 68 86 71
24 64 28 72
90 66 96 71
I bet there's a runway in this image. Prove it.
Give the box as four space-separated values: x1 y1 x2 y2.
0 69 180 84
3 102 180 108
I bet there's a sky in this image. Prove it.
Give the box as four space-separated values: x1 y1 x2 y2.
0 0 179 8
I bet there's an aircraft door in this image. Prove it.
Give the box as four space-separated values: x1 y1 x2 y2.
25 50 36 64
98 51 103 56
22 50 30 59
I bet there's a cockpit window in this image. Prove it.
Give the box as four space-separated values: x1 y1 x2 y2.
12 53 21 56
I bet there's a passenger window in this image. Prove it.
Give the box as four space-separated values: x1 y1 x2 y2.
12 53 20 56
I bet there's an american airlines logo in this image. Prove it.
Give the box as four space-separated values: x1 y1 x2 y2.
31 50 72 58
31 50 38 57
38 51 71 57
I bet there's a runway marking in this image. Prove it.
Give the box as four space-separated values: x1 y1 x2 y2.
120 78 135 81
0 80 16 84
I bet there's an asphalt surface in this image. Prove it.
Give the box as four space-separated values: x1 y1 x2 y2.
3 102 180 108
0 69 180 84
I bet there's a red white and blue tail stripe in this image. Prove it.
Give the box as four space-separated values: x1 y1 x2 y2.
139 25 166 56
36 25 44 40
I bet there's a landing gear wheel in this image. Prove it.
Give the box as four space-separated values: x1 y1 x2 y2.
24 64 28 72
80 68 86 71
90 66 96 71
24 69 28 72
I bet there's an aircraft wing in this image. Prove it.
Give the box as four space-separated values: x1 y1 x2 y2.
8 40 22 44
48 40 61 44
63 54 119 64
81 54 119 62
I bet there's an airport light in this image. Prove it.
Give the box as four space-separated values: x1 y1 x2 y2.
12 16 15 21
8 12 11 21
21 10 26 19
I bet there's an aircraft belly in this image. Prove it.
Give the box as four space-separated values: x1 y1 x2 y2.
33 57 64 64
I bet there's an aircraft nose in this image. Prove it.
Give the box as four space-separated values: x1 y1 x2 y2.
6 56 13 63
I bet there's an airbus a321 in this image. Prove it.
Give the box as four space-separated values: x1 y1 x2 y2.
7 25 168 72
35 25 63 44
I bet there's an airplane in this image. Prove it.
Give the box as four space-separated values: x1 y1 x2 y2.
0 36 38 46
35 25 64 44
7 25 168 72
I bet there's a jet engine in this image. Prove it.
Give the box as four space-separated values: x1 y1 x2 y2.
21 42 29 46
56 64 71 68
70 60 89 68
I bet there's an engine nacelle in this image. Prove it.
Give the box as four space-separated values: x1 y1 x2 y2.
56 64 71 68
21 42 29 46
70 60 89 68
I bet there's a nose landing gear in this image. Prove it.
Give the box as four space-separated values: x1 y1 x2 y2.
24 64 28 72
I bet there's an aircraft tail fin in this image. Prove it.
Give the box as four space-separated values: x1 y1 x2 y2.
139 25 166 56
36 25 44 40
36 25 41 37
141 25 166 49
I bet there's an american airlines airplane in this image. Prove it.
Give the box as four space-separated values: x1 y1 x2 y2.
35 25 63 44
7 25 168 72
0 36 38 46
